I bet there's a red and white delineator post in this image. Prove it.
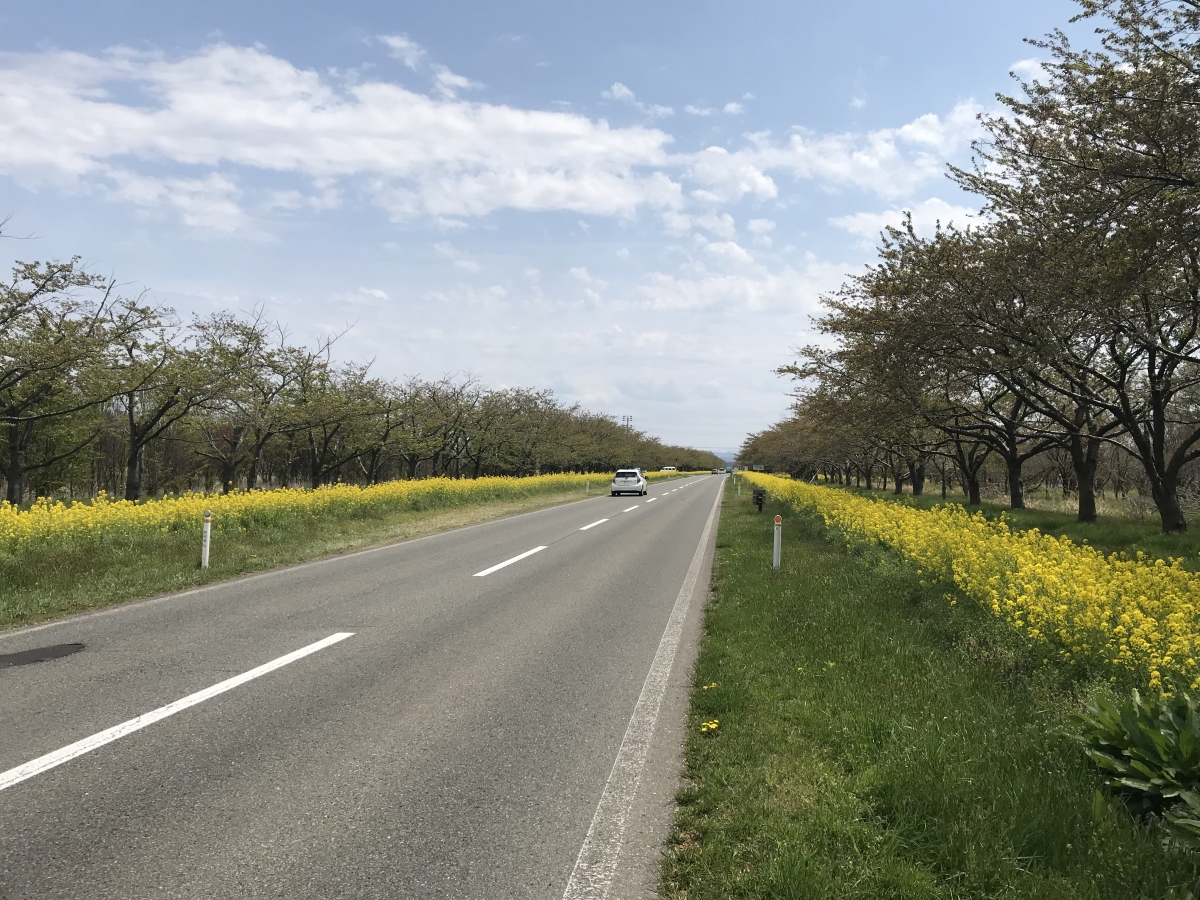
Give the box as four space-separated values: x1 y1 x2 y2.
773 514 782 571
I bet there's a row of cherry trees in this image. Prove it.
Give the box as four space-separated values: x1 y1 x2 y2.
1 258 722 505
741 0 1200 532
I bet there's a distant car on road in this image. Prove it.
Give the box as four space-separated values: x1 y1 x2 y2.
660 466 676 472
711 468 719 474
611 469 647 496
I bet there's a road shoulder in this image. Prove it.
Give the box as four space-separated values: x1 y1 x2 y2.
606 481 723 899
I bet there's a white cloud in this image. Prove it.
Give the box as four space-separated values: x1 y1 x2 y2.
379 34 425 70
829 196 979 241
0 44 681 228
359 286 389 299
680 100 985 202
723 102 743 115
0 43 986 233
663 210 693 236
639 255 844 312
602 82 636 102
694 211 736 239
1010 57 1043 82
850 95 866 109
433 64 479 99
601 81 673 118
569 265 607 288
434 240 481 271
616 247 630 259
685 104 715 116
747 218 775 234
106 170 250 233
705 241 754 265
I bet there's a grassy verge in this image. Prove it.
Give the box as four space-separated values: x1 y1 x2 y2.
0 482 616 630
662 481 1200 899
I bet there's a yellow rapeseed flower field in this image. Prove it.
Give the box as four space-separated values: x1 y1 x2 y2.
743 472 1200 691
0 471 691 565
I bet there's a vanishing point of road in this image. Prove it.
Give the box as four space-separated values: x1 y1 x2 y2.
0 475 724 899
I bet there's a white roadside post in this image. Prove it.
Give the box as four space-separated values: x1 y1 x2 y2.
586 480 590 495
772 514 782 571
201 509 212 569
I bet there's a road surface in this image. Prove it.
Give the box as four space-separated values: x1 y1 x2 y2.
0 474 724 899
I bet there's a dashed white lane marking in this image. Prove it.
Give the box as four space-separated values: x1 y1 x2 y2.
0 632 355 794
645 498 657 503
474 545 548 577
562 483 723 900
579 519 609 531
622 506 638 513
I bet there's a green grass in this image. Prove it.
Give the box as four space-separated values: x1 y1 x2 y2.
0 483 610 630
662 482 1200 899
841 485 1200 566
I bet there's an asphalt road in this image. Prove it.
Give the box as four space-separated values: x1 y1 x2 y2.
0 474 724 900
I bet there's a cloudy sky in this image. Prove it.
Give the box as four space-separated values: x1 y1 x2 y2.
0 0 1082 457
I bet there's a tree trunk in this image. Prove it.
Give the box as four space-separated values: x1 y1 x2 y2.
247 439 267 492
219 458 238 494
1151 473 1188 533
124 444 144 501
1005 456 1025 509
965 474 982 506
910 462 926 496
865 467 873 490
893 471 904 494
5 423 25 505
1067 433 1100 523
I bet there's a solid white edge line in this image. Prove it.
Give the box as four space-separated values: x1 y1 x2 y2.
473 545 548 577
579 519 609 531
562 481 723 900
0 632 355 794
622 506 638 513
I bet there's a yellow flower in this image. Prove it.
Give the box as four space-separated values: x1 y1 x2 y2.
742 472 1200 691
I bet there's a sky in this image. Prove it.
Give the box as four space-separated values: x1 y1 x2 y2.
0 0 1085 458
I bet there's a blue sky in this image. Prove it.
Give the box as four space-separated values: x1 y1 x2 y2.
0 0 1082 456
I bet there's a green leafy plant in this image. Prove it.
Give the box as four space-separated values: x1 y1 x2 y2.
1075 690 1200 847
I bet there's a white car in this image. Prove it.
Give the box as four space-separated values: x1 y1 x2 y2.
610 469 647 496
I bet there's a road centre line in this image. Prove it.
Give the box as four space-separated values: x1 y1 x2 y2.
645 498 657 503
563 480 723 900
0 632 355 794
623 506 638 513
579 519 609 531
473 546 547 577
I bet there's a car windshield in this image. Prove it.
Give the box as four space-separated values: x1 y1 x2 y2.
614 471 638 478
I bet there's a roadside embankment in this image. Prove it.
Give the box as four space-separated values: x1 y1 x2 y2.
0 471 699 629
662 479 1198 898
